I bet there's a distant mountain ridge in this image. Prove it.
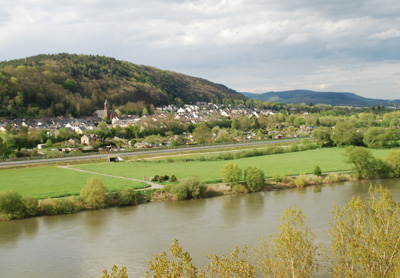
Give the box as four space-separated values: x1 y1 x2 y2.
242 90 400 106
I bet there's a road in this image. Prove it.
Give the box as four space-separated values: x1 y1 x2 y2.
0 138 307 167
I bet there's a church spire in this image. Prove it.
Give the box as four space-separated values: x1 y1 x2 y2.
104 100 109 118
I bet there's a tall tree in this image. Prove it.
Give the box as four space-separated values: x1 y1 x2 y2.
329 186 400 277
192 124 212 144
255 206 321 278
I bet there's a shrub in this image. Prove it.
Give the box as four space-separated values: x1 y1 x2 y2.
244 167 265 192
266 146 284 154
170 176 207 200
221 163 242 184
232 184 249 194
80 177 108 209
170 175 177 182
24 196 39 217
41 197 82 215
272 173 286 183
117 188 136 206
190 184 207 199
157 175 170 183
289 143 299 152
0 190 26 219
324 173 339 184
295 173 308 188
337 173 349 182
313 176 323 184
41 199 58 215
313 165 322 176
171 184 190 200
205 184 230 197
161 184 173 193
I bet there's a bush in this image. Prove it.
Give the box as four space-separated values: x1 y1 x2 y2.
170 176 207 200
289 143 299 152
117 188 136 206
313 176 323 184
161 184 172 193
295 173 308 188
41 199 58 215
0 190 26 219
266 146 284 155
337 173 349 182
170 175 177 182
232 184 248 194
221 163 242 184
313 165 322 176
205 184 230 197
24 196 39 217
41 197 82 215
244 167 265 192
273 173 286 183
170 184 190 200
324 173 339 184
80 177 108 209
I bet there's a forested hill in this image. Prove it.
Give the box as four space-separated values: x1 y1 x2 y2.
0 53 245 118
242 90 400 106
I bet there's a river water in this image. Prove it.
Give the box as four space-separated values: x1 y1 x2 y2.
1 179 399 277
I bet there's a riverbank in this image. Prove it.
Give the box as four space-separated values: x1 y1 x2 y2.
1 146 397 220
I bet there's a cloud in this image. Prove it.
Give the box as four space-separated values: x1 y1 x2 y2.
369 28 400 40
0 0 400 99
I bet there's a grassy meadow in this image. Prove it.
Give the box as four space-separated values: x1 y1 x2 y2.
0 166 144 199
0 147 394 199
73 147 392 182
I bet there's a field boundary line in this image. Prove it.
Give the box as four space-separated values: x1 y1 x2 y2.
58 166 163 189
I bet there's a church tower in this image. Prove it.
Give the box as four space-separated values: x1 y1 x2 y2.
104 100 109 118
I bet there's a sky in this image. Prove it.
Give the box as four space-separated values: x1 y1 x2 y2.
1 0 400 99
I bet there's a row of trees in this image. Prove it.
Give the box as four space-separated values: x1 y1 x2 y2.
344 147 400 179
104 186 400 278
312 122 400 148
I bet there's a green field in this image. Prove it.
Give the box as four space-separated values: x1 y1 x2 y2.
0 167 144 198
74 147 392 181
0 147 394 199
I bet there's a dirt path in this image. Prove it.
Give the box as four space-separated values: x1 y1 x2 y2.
58 166 163 190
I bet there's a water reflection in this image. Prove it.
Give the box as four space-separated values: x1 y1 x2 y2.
82 209 110 239
221 195 242 226
0 217 39 248
313 185 322 193
243 193 265 220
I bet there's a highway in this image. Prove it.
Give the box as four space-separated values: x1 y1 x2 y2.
0 138 307 167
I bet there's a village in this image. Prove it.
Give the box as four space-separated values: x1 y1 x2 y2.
0 100 321 158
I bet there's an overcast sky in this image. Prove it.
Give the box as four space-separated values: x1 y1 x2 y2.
1 0 400 99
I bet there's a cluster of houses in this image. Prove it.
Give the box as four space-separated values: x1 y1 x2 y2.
0 100 282 148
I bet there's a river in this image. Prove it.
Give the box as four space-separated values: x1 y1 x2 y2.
1 179 399 277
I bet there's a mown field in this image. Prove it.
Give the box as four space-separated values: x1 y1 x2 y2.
0 147 394 199
74 147 391 182
0 167 143 198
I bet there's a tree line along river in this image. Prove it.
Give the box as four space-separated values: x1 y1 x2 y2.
0 178 399 277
